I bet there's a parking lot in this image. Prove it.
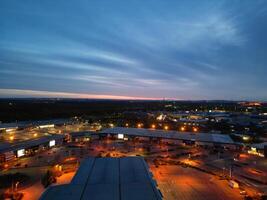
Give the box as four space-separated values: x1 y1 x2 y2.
151 165 242 200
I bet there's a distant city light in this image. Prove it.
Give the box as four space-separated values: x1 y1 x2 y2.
9 135 14 140
193 127 198 132
164 125 169 130
125 123 129 127
151 124 156 129
39 124 54 129
137 123 142 128
180 126 185 131
33 133 38 137
242 136 250 141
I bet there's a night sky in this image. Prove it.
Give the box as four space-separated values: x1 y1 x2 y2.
1 0 267 100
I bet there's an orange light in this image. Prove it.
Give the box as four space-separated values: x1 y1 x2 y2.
193 127 198 132
180 126 185 131
9 136 14 140
137 123 142 128
151 124 156 129
164 125 169 130
125 123 129 127
33 133 38 137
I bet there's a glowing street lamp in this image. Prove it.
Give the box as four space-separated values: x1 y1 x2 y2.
137 123 142 128
125 123 129 127
33 133 38 137
9 136 14 141
164 125 169 130
243 136 250 141
193 127 198 132
180 126 185 131
151 124 156 129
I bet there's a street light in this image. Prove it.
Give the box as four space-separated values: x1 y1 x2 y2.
9 136 14 141
164 125 169 130
180 126 185 131
242 136 250 141
137 123 142 128
151 124 156 129
193 127 198 132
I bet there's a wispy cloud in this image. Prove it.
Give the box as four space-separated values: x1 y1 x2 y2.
0 0 266 100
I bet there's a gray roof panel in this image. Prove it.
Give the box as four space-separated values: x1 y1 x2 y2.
100 127 234 144
40 157 162 200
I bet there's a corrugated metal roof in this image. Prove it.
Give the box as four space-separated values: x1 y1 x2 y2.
0 134 64 153
40 157 162 200
100 127 234 144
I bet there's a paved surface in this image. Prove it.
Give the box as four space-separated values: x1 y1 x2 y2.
151 165 243 200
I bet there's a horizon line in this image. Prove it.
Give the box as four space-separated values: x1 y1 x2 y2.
0 89 266 102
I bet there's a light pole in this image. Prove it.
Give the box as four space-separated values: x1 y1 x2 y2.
15 181 19 192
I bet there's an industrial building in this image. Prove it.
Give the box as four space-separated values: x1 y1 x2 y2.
40 157 162 200
100 127 235 145
0 134 64 163
0 119 70 132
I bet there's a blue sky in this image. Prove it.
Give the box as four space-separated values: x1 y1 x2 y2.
0 0 267 100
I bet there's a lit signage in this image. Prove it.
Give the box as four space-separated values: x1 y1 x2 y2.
39 124 54 129
49 140 55 147
17 149 25 157
118 134 124 139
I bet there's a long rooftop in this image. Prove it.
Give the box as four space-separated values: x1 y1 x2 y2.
0 134 64 153
100 127 234 145
40 157 162 200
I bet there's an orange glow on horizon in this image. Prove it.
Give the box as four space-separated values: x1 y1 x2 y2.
0 89 178 100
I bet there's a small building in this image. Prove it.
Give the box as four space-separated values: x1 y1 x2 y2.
68 131 98 142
